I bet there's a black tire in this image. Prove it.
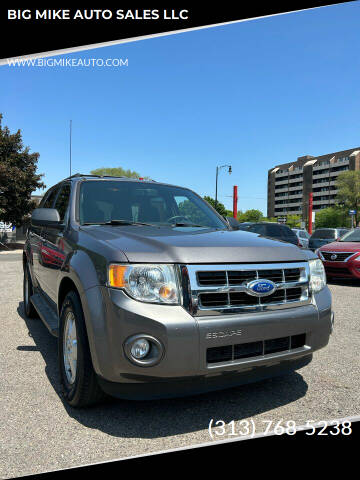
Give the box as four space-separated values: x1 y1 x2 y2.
59 290 106 408
23 263 38 318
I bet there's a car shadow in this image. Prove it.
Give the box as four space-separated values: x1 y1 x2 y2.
17 301 309 439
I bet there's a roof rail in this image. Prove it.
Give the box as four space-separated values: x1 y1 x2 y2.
62 173 156 182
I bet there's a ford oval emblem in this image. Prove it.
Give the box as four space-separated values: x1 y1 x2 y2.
246 279 277 297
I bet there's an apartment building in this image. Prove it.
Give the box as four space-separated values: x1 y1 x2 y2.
267 147 360 222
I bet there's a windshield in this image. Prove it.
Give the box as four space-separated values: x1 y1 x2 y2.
79 180 227 229
311 229 336 239
339 229 360 242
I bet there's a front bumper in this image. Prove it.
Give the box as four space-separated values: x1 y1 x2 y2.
97 355 313 400
323 260 360 279
80 285 332 398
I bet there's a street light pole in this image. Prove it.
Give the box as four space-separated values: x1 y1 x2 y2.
215 164 232 210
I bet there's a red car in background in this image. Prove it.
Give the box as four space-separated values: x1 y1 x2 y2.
316 228 360 280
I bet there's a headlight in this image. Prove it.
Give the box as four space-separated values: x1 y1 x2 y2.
353 254 360 262
108 264 180 304
309 259 327 293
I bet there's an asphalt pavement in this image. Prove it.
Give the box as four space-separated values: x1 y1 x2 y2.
0 251 359 478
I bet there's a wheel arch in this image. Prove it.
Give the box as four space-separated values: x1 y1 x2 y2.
58 277 80 315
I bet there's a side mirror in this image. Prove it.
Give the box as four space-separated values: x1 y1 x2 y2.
31 208 61 227
226 216 240 230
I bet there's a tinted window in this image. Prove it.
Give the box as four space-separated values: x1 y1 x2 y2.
339 229 360 242
280 226 297 239
247 224 266 235
42 187 60 208
79 181 227 229
311 229 336 239
264 224 283 238
54 183 71 222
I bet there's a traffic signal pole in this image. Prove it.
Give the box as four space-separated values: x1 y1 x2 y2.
233 185 238 219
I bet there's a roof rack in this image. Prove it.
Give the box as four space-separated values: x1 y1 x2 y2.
62 173 156 182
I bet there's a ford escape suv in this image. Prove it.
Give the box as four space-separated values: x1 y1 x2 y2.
23 175 333 407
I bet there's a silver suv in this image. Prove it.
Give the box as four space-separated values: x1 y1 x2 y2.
23 175 333 407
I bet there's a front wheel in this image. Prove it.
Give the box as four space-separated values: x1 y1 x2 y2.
59 291 106 407
23 263 38 318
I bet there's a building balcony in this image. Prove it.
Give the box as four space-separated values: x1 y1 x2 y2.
313 190 337 197
312 172 331 179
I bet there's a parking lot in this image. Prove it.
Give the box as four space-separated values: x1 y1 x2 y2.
1 251 359 478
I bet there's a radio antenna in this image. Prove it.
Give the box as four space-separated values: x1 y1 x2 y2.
69 119 72 177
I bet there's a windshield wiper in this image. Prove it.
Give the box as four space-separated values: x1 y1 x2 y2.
105 219 157 226
82 220 156 227
170 222 209 228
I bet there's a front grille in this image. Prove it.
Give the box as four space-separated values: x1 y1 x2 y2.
322 252 353 262
186 262 310 315
325 266 350 275
207 333 306 364
197 268 301 286
199 286 303 308
197 271 227 285
228 270 257 284
199 293 229 307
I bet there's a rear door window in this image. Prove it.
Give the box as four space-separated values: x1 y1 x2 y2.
54 183 71 222
248 224 266 235
42 187 60 208
264 224 283 239
281 227 297 241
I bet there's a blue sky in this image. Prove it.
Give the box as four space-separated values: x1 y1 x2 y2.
1 2 360 214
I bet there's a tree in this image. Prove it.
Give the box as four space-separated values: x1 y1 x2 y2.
237 209 263 223
90 166 150 180
336 170 360 224
315 206 349 229
203 196 228 217
285 214 302 228
0 114 45 225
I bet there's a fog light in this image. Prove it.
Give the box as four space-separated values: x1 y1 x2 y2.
124 334 164 366
130 338 150 359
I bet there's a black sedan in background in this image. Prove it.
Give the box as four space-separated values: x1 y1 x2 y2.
237 222 301 246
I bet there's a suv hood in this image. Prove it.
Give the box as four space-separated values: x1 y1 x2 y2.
81 225 314 263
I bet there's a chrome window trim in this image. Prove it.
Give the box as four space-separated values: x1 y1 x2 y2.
185 262 310 316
